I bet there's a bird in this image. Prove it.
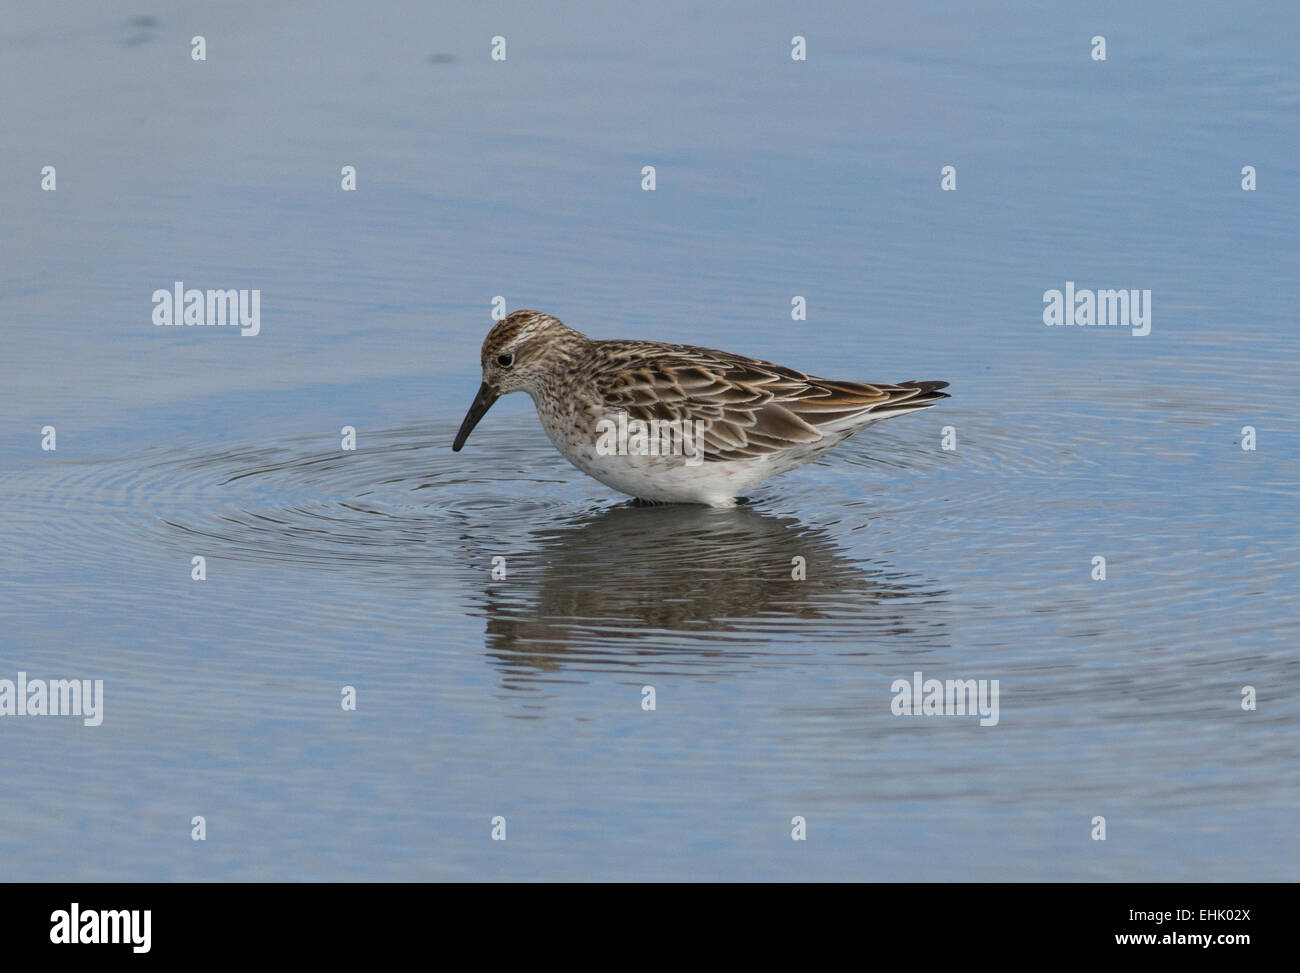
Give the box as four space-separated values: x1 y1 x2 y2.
452 310 948 507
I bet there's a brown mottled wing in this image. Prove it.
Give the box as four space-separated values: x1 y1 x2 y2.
589 341 949 463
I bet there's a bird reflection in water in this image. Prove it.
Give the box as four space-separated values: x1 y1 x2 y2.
476 503 948 690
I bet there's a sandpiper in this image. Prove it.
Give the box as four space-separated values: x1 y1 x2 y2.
453 310 948 507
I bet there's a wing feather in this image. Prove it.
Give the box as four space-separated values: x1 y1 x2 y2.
587 340 948 463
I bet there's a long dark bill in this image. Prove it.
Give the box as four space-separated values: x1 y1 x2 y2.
452 382 500 451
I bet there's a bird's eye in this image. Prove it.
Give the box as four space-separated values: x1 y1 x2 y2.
497 353 514 368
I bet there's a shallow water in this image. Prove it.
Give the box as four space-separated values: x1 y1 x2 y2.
1 1 1298 880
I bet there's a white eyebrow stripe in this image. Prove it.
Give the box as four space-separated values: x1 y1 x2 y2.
505 320 541 348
